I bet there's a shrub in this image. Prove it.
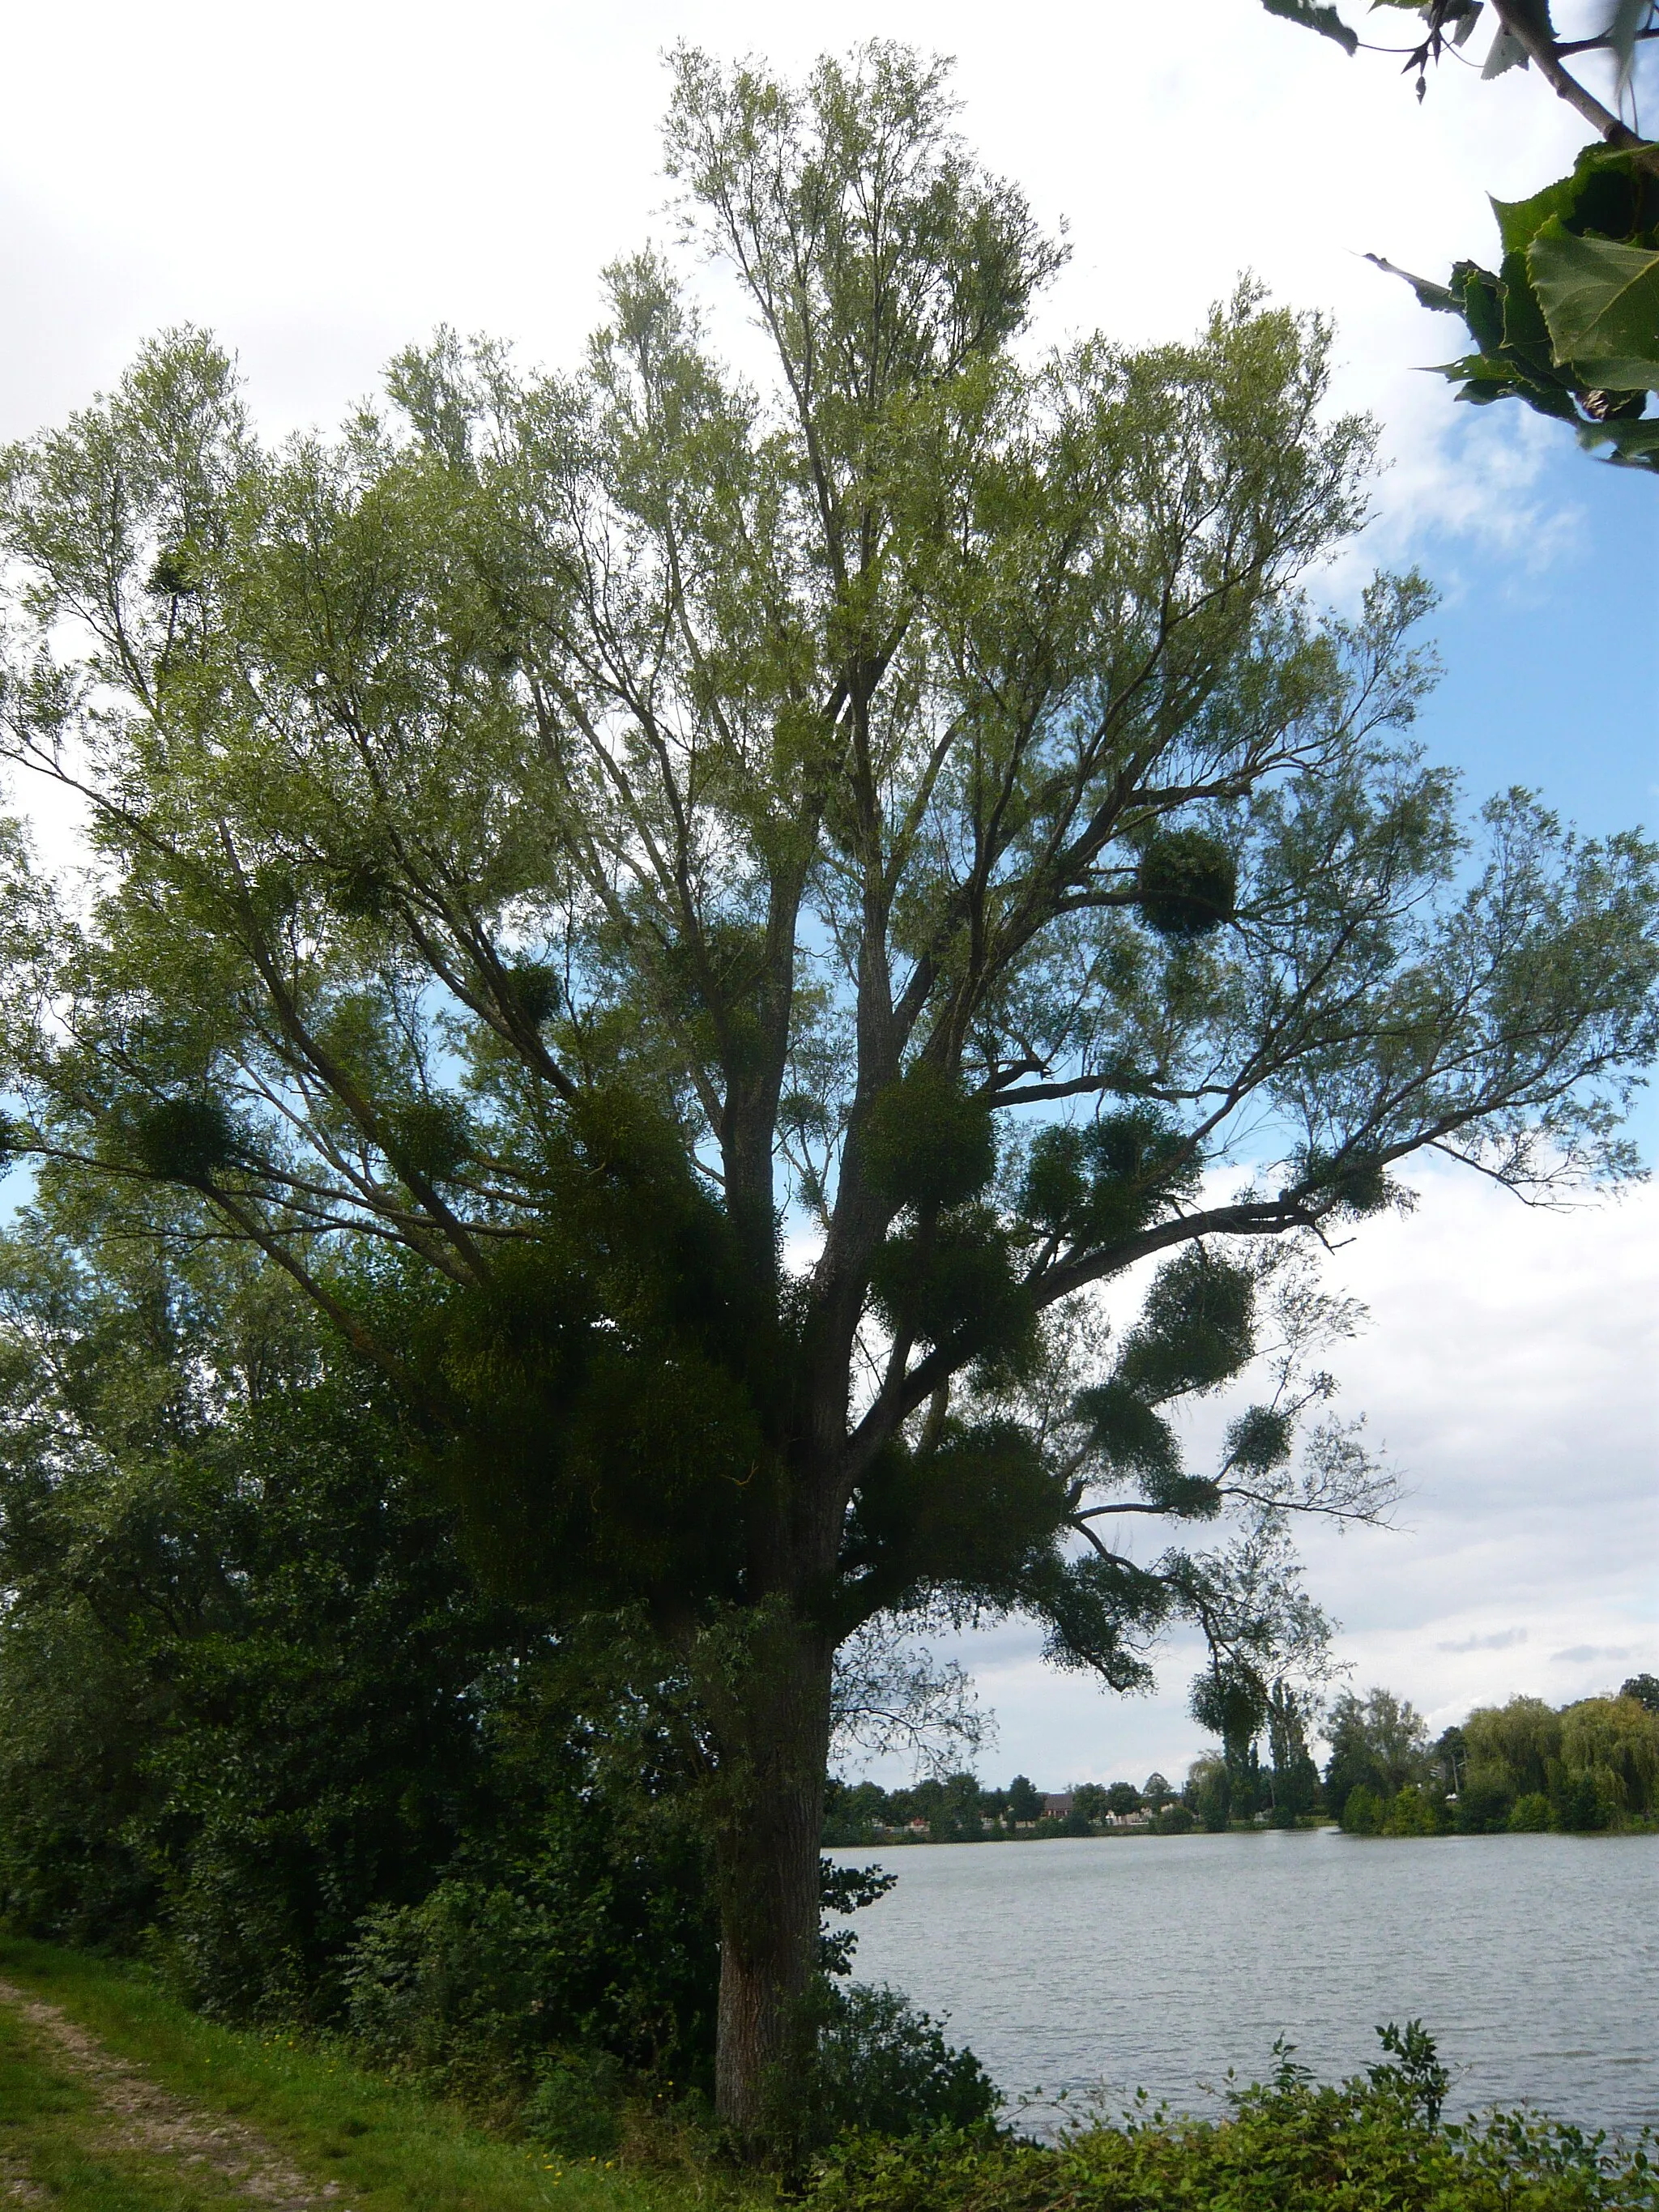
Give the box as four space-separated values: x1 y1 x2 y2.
1454 1774 1515 1834
1555 1770 1614 1834
1341 1785 1384 1835
343 1882 561 2095
1381 1787 1447 1838
805 2023 1658 2212
522 2052 625 2155
807 1982 1000 2142
1508 1792 1554 1833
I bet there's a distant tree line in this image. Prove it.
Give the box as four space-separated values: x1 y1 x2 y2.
1328 1680 1659 1837
825 1675 1659 1844
823 1771 1182 1843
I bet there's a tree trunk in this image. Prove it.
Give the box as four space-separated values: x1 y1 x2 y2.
703 1613 834 2142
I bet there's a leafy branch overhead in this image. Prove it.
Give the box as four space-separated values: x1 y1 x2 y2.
1260 2 1659 469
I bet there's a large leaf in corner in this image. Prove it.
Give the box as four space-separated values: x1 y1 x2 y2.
1258 0 1358 52
1527 223 1659 390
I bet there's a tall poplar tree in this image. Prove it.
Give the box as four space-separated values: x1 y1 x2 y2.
2 45 1656 2137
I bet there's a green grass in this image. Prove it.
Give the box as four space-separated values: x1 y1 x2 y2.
0 1992 258 2210
0 1935 741 2212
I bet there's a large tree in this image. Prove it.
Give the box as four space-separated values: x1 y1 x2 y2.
1260 2 1659 467
1 45 1656 2138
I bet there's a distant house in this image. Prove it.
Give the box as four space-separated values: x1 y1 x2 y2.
1042 1792 1073 1819
1107 1809 1152 1829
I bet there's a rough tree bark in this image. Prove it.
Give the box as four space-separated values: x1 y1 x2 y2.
700 1612 836 2137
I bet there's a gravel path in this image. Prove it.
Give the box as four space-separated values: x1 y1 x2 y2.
0 1975 346 2209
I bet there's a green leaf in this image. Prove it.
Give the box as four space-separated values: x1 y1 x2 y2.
1259 0 1358 52
1492 144 1659 261
1528 220 1659 389
1365 253 1461 314
1584 412 1659 471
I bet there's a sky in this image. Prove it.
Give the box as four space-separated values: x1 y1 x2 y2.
1 0 1654 1784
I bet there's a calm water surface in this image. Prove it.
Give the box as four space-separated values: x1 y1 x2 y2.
828 1831 1658 2131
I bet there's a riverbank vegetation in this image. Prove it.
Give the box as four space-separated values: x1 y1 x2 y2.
809 2026 1658 2212
1337 1684 1659 1839
827 1678 1659 1845
2 1937 1653 2212
0 1225 991 2157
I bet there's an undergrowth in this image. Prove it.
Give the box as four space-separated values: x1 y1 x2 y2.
807 2027 1657 2212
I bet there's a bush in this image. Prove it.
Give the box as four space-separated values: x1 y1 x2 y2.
522 2052 625 2155
808 1983 1000 2142
1454 1775 1515 1834
1381 1787 1447 1838
1154 1805 1194 1835
805 2025 1658 2212
1508 1792 1554 1833
1341 1786 1384 1836
1555 1771 1613 1834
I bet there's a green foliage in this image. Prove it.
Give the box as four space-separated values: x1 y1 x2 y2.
1529 226 1659 390
1418 149 1659 471
1185 1754 1234 1832
1260 0 1358 53
386 1095 473 1186
0 1218 722 2087
1454 1775 1516 1834
806 1983 1000 2143
807 2021 1658 2212
1134 830 1239 939
1379 1785 1448 1837
1341 1785 1384 1835
343 1849 715 2100
1509 1792 1554 1832
522 2052 625 2156
868 1209 1031 1365
860 1068 995 1213
1335 1685 1659 1837
1018 1110 1198 1250
1006 1775 1042 1825
124 1093 241 1183
1323 1687 1431 1823
1463 1696 1561 1801
1367 2018 1450 2129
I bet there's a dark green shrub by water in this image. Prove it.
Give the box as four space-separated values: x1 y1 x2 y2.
806 2026 1657 2212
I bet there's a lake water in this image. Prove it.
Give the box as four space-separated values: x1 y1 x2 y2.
827 1830 1659 2134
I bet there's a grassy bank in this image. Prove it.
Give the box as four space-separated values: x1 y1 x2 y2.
4 1934 1654 2212
0 1935 737 2212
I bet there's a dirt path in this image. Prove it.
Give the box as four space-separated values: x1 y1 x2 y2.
0 1975 345 2209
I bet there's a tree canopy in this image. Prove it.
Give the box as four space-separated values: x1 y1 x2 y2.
1259 2 1659 468
2 40 1656 2135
